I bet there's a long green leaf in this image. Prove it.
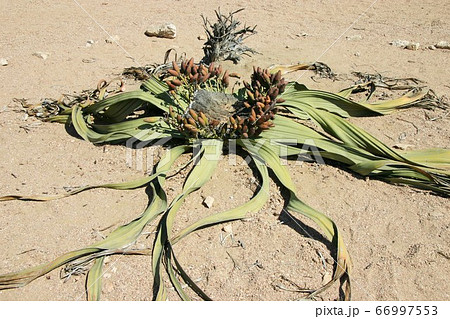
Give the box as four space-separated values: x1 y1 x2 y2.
0 170 167 202
276 101 450 194
244 140 352 300
165 148 270 300
0 145 188 291
282 82 427 117
86 256 105 301
153 139 223 300
0 248 101 290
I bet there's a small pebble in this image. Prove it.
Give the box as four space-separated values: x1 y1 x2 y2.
390 39 410 48
346 35 362 41
435 41 450 49
82 58 96 63
428 45 436 50
85 40 95 47
135 243 146 250
405 42 420 50
0 58 7 66
390 40 419 50
223 225 233 233
354 52 360 57
203 196 214 208
32 52 49 60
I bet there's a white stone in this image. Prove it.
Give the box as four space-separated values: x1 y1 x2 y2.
390 40 410 48
0 58 7 66
436 41 450 49
223 225 233 233
32 52 49 60
405 42 420 50
145 23 176 39
203 196 214 208
346 35 362 41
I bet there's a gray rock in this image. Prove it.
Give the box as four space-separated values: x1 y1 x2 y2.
145 23 176 39
189 89 238 122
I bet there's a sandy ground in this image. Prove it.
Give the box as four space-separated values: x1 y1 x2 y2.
0 0 449 301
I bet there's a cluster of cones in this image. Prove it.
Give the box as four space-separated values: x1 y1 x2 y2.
164 58 237 93
163 58 286 139
237 67 286 138
166 105 218 138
